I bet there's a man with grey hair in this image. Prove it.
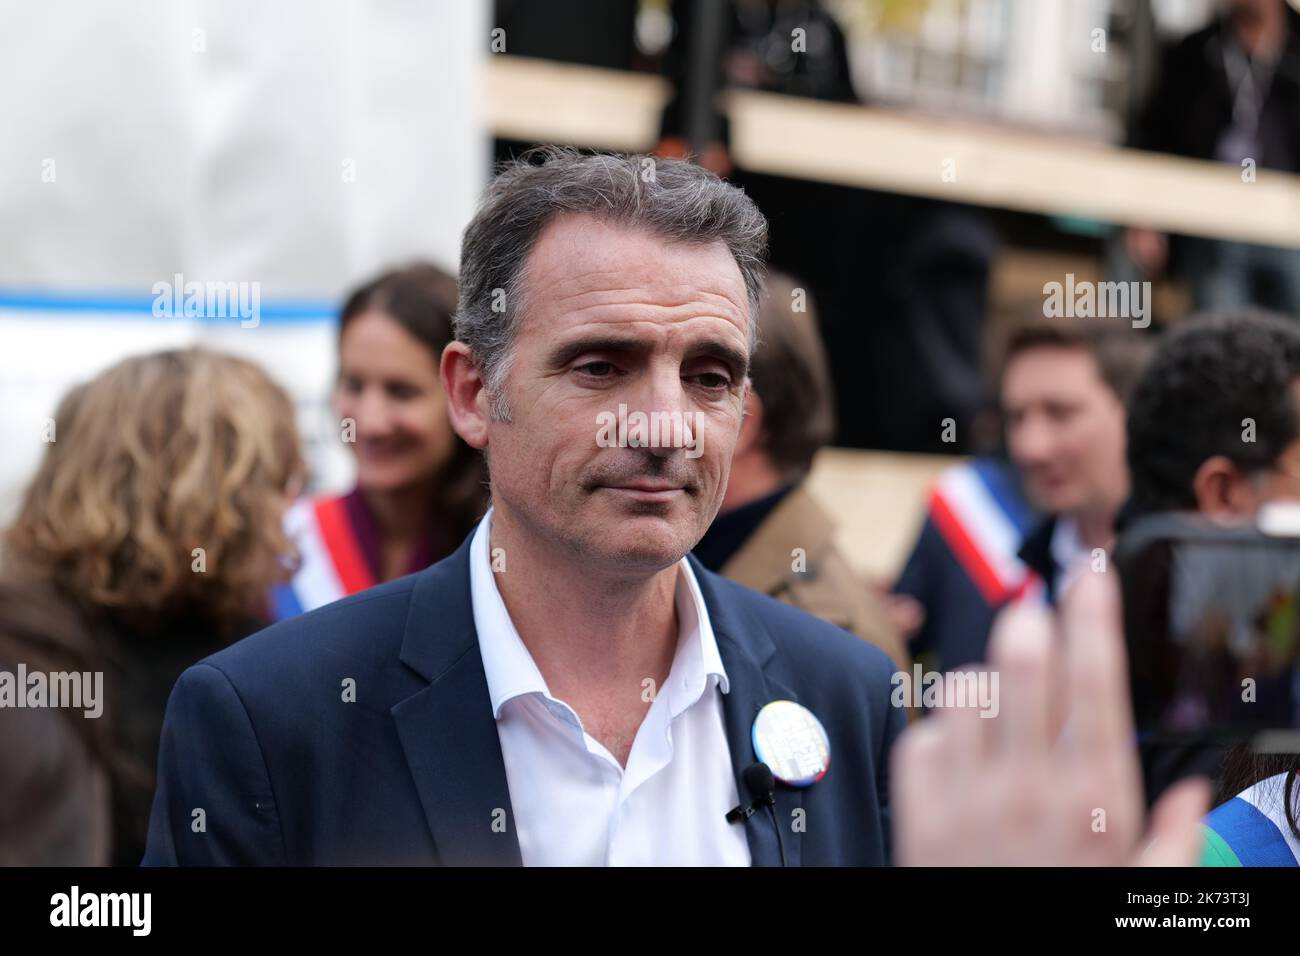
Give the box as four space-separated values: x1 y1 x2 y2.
144 147 902 866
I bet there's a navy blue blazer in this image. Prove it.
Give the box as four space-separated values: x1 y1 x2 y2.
143 530 904 866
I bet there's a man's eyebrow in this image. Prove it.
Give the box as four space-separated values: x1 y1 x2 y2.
688 340 750 379
545 337 645 369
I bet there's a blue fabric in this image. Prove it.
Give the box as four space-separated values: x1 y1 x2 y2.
970 457 1037 538
895 516 999 671
894 457 1036 672
1205 796 1298 867
268 582 302 622
143 525 905 866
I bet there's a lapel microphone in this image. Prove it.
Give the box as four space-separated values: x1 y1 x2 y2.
726 762 787 866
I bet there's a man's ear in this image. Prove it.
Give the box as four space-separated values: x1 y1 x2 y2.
735 387 765 457
1191 455 1255 518
440 342 491 450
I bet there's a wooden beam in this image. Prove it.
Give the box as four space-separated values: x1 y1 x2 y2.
805 448 958 582
486 55 671 152
486 56 1300 249
726 89 1300 249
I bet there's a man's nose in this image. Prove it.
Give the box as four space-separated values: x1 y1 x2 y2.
630 366 690 458
1009 416 1054 466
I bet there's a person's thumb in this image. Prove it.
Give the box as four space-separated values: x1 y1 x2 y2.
1135 776 1212 867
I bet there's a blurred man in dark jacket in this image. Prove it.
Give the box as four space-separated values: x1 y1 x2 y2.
1126 0 1300 314
693 273 907 671
896 315 1151 673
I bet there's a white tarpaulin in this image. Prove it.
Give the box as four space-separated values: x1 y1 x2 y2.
0 0 488 515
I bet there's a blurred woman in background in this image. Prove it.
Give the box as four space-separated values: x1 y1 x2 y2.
3 348 303 865
272 262 486 618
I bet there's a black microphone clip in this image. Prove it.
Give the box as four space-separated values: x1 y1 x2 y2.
725 762 777 823
724 803 755 823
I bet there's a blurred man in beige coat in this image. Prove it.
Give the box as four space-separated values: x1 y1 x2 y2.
692 274 908 671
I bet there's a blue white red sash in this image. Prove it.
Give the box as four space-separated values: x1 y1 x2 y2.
928 458 1041 607
271 496 377 620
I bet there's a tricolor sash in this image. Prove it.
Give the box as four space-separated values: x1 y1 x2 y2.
928 458 1041 607
271 496 377 620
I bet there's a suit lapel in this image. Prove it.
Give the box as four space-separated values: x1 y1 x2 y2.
695 556 804 867
387 538 811 867
391 532 522 866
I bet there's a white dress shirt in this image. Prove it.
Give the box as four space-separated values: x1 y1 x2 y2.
469 509 752 866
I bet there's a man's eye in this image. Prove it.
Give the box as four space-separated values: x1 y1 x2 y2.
693 372 731 390
577 361 617 377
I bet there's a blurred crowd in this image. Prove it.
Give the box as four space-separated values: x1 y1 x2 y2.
2 0 1299 867
5 270 1299 866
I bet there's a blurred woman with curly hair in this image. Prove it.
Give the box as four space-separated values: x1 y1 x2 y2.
3 347 303 865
